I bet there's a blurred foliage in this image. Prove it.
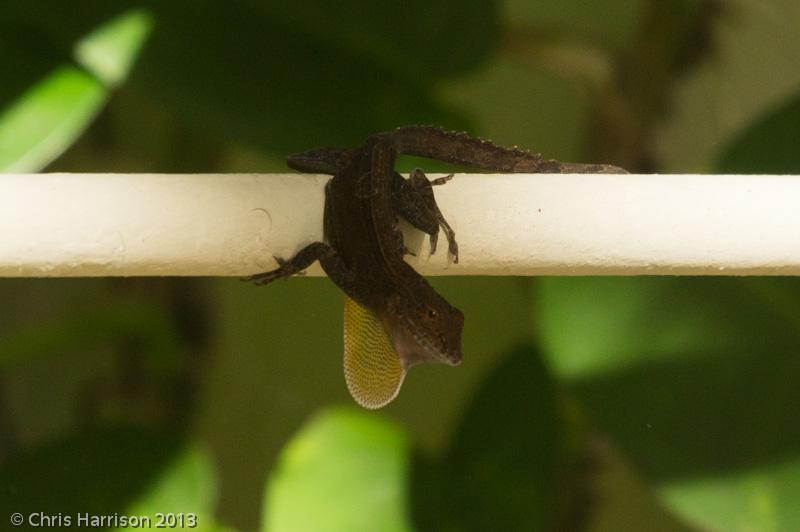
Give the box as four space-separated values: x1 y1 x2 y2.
2 0 800 531
0 427 220 530
0 8 151 171
263 346 564 531
0 299 181 371
538 277 800 530
264 408 412 532
411 346 564 531
717 92 800 174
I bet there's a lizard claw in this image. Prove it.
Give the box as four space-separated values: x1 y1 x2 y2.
243 271 283 285
242 255 292 285
449 240 459 264
430 173 454 186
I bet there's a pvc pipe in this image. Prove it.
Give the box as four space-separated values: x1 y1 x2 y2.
1 173 799 277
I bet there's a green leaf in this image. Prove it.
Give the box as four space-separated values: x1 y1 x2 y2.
0 66 105 172
716 91 800 174
0 8 152 172
74 8 152 87
129 0 468 153
126 443 217 528
263 407 412 532
1 0 489 159
660 456 800 532
0 427 217 529
537 277 800 531
413 346 564 531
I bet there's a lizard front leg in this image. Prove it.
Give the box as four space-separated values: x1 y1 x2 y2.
246 240 360 295
391 169 458 263
246 242 336 285
247 178 341 286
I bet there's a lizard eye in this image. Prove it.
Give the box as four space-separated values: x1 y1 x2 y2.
428 309 438 319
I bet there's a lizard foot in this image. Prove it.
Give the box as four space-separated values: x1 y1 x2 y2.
243 256 292 285
429 173 454 186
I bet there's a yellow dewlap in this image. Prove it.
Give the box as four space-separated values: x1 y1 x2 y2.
343 296 406 409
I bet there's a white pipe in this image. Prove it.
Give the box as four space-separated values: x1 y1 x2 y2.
1 173 799 277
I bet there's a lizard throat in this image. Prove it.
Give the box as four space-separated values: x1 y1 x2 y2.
383 314 460 369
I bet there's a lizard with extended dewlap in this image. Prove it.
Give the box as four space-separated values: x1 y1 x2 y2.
248 126 626 408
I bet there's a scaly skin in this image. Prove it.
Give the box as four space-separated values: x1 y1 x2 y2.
249 126 627 370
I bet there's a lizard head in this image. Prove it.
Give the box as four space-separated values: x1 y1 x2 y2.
382 291 464 369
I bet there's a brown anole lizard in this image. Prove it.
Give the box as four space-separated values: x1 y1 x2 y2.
248 126 626 408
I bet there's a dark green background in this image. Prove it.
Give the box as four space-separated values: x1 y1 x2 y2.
1 1 800 530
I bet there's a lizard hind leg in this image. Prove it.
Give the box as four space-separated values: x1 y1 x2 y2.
393 168 459 263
